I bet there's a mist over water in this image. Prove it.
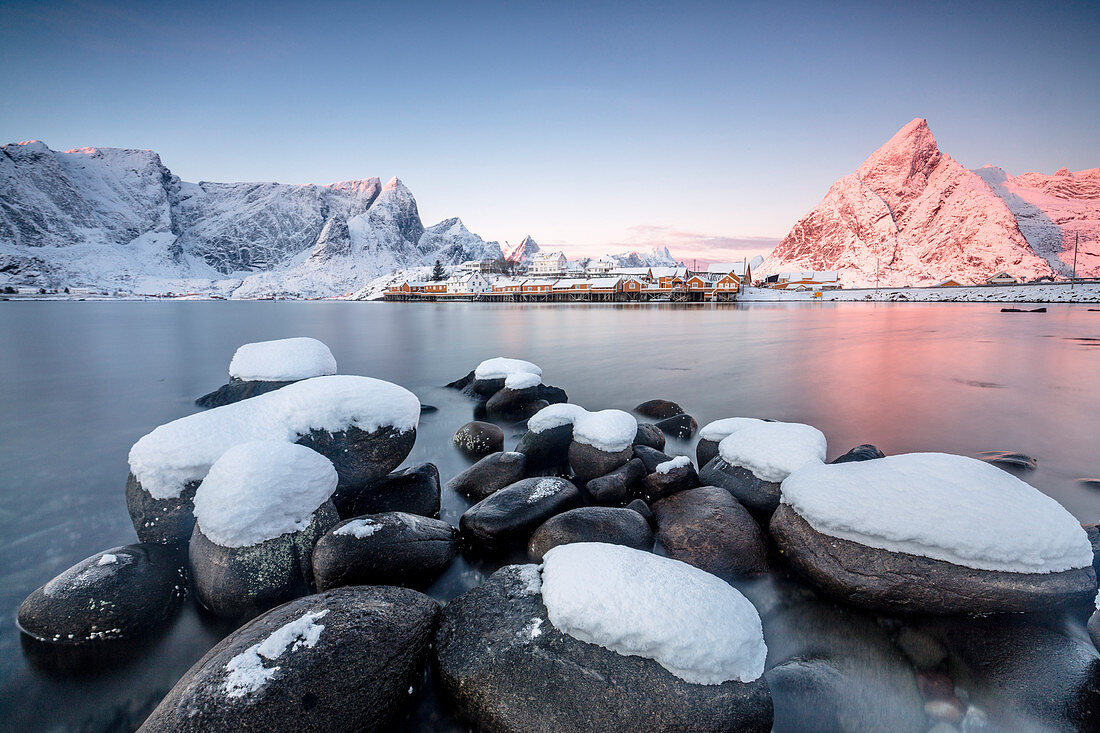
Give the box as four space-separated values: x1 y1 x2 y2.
1 301 1098 731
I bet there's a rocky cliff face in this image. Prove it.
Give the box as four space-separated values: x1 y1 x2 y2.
759 119 1096 286
0 141 502 296
504 235 540 263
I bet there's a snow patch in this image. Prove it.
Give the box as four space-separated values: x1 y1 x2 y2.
718 421 826 483
223 609 329 698
96 554 118 566
781 453 1093 573
699 417 765 442
656 456 691 474
528 404 636 452
334 518 380 539
192 441 337 548
528 403 587 433
228 337 337 381
527 478 564 503
474 357 542 382
129 375 419 499
541 543 767 685
504 371 541 390
516 564 542 595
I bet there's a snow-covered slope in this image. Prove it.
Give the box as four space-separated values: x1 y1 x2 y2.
504 235 540 263
0 141 502 296
759 119 1096 286
607 246 682 268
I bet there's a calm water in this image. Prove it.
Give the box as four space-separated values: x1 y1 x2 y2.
1 301 1099 731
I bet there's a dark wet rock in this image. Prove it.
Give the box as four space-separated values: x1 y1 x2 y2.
189 502 339 618
1078 478 1100 490
527 507 654 561
639 457 700 502
585 457 647 505
459 477 582 552
338 462 441 519
485 385 540 417
831 444 886 464
195 378 294 408
312 512 458 591
634 399 685 419
515 425 573 474
1089 610 1100 652
141 586 440 733
770 503 1098 615
652 487 768 580
537 384 568 405
929 615 1100 732
699 456 782 517
445 370 475 390
977 451 1038 471
17 544 187 646
568 441 633 483
296 425 417 515
453 421 504 457
1083 523 1100 576
632 444 673 473
127 425 415 546
446 451 527 501
654 413 698 439
626 498 655 527
419 404 438 414
895 627 948 671
633 422 666 451
470 377 506 398
696 438 721 469
435 565 774 733
126 474 200 545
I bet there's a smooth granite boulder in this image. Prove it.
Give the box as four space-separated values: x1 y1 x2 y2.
126 474 201 546
195 378 295 408
515 425 573 474
140 587 441 732
453 421 504 457
568 441 633 484
632 444 674 473
459 477 582 552
338 462 441 519
445 452 527 501
585 457 647 505
190 503 339 619
830 444 886 464
634 399 685 419
652 487 768 580
639 457 700 502
696 438 721 468
434 564 773 733
654 413 698 439
527 507 654 561
18 544 187 647
633 423 666 451
699 456 782 517
312 512 458 591
770 503 1098 615
485 385 541 418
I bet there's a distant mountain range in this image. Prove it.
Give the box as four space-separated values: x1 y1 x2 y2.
759 119 1099 286
0 141 502 297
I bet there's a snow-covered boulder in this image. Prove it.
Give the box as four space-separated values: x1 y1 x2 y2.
188 442 340 617
312 512 458 591
445 451 527 501
652 486 769 580
126 375 419 543
452 420 504 457
514 403 586 474
525 404 638 483
699 421 826 517
140 587 440 732
196 337 338 408
470 357 542 397
434 549 773 732
527 506 653 561
771 453 1097 614
639 454 699 502
459 477 582 552
696 417 766 467
17 544 186 653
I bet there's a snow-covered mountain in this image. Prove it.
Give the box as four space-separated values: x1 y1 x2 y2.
0 141 502 296
606 246 682 268
759 119 1099 286
504 235 540 263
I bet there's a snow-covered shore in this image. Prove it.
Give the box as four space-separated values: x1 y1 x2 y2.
738 282 1100 303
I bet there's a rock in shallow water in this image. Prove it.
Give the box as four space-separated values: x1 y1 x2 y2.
830 444 886 464
434 564 773 733
585 457 647 505
527 506 654 561
140 587 440 732
337 462 440 519
652 486 768 579
634 399 685 419
514 424 572 474
654 413 698 439
633 422 666 451
445 451 527 501
195 378 296 408
698 457 782 517
569 441 633 483
18 544 187 646
639 456 700 502
452 421 504 457
459 477 582 552
312 512 457 591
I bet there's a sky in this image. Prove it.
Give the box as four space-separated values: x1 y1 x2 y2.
1 0 1098 261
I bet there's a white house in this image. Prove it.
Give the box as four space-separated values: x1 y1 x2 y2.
446 272 491 294
530 251 568 277
585 258 616 276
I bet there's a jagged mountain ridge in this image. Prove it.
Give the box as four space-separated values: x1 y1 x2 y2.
0 141 502 295
760 119 1099 286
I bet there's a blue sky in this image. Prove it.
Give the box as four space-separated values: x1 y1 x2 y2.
2 0 1097 259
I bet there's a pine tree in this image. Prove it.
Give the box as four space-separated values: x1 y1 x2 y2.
431 259 446 281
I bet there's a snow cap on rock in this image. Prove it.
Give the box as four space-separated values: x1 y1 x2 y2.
718 421 826 482
540 542 767 684
528 403 588 433
474 357 542 386
129 375 419 499
228 338 337 382
780 452 1094 574
193 441 337 548
527 403 636 451
699 417 765 443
